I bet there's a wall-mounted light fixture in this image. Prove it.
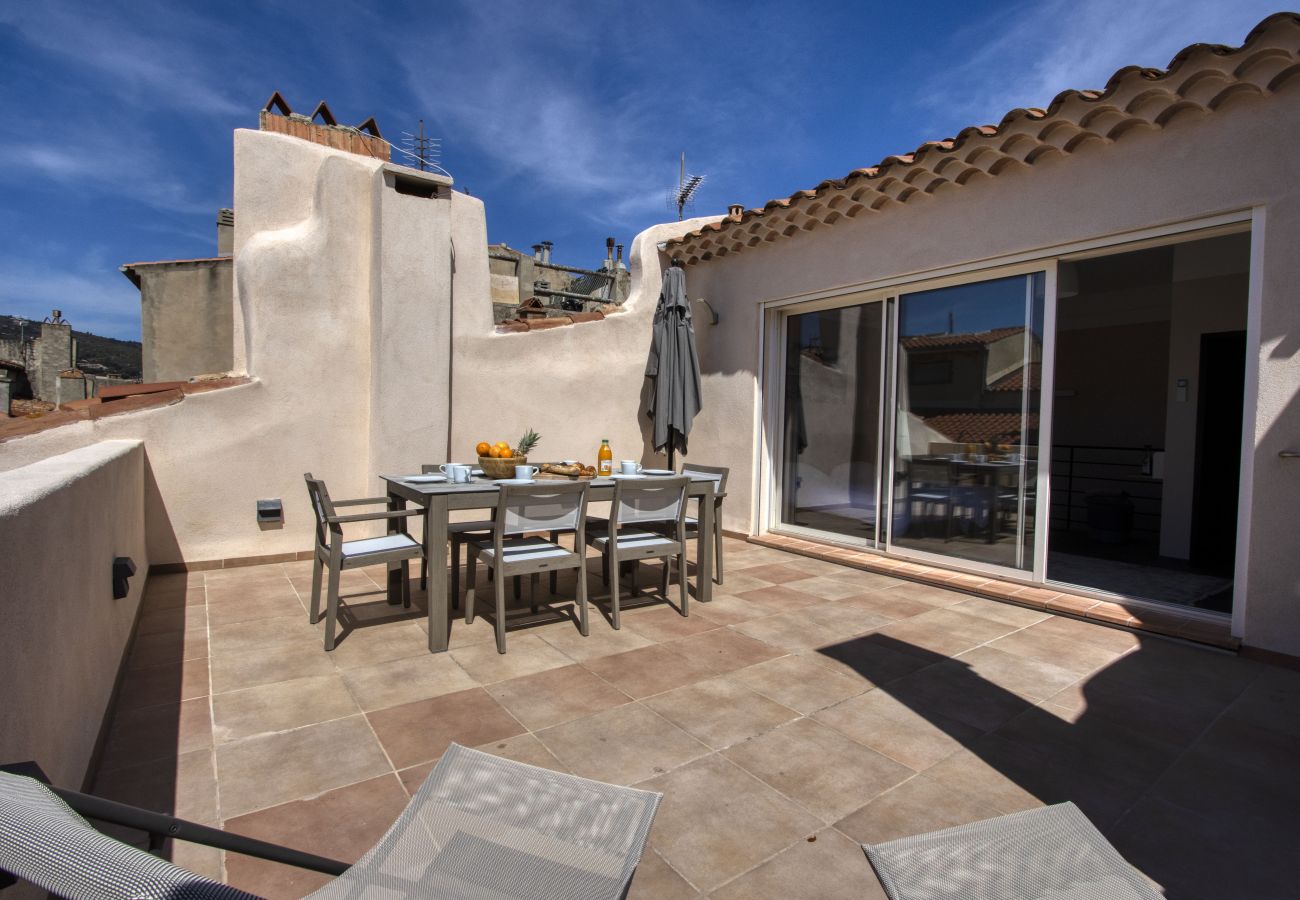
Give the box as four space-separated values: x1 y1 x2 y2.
256 499 284 525
694 297 719 326
112 557 136 600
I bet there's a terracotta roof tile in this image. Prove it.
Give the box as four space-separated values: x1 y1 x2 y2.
667 12 1300 263
901 326 1024 350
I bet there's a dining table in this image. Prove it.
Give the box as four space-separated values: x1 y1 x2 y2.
380 472 718 652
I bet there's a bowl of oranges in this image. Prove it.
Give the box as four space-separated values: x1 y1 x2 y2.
476 428 540 479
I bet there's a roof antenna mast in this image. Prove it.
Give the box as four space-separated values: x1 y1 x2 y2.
670 152 705 221
400 119 442 173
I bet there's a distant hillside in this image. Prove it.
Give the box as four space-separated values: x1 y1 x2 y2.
0 315 142 380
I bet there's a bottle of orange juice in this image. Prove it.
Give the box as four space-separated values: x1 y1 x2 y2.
597 439 613 476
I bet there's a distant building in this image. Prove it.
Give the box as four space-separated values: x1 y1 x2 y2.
0 312 133 415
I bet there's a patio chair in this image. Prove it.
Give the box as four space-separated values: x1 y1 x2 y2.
906 458 955 540
416 464 501 611
586 476 690 630
676 464 728 585
464 481 591 654
861 802 1162 900
0 743 662 900
304 474 426 651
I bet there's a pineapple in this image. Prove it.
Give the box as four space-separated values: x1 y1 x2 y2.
514 428 541 458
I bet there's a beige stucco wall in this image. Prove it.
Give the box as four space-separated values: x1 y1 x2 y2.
138 260 234 382
0 131 465 561
0 440 147 789
676 87 1300 655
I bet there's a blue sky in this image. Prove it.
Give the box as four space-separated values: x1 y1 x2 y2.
0 0 1282 340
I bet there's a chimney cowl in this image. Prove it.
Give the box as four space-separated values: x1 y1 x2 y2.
728 203 745 220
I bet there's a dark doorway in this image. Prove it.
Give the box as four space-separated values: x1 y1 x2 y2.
1190 330 1246 576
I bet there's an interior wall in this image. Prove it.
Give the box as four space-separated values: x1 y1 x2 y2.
1051 318 1170 448
1160 272 1250 558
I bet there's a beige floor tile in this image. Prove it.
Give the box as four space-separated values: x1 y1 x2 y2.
885 658 1037 734
834 773 995 845
486 664 631 731
921 738 1045 816
779 575 875 602
883 582 971 607
734 563 819 585
210 641 337 694
208 614 319 658
681 592 781 625
214 715 390 818
664 627 785 674
93 748 219 824
643 677 799 749
814 689 981 771
116 657 210 711
366 686 525 770
325 621 433 670
723 718 912 823
626 848 701 899
341 652 478 712
640 754 822 893
800 633 936 687
128 627 209 669
802 601 893 637
834 590 938 622
874 608 1018 658
207 592 307 629
534 703 709 785
474 732 571 772
581 643 720 699
98 697 213 772
449 633 574 684
536 618 655 661
951 644 1082 701
224 773 408 899
733 584 825 611
986 626 1125 678
948 596 1050 628
711 826 885 900
731 610 845 652
135 604 208 636
731 654 869 714
212 673 360 743
619 604 721 642
1026 614 1143 653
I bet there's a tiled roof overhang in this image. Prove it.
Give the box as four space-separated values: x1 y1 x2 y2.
666 12 1300 265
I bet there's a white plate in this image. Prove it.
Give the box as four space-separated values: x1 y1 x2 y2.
493 478 535 485
641 469 675 476
404 474 446 483
561 459 580 465
608 473 644 479
471 468 484 476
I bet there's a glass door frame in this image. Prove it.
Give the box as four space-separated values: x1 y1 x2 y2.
762 259 1058 584
769 292 891 549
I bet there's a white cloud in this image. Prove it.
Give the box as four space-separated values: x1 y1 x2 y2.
910 0 1282 135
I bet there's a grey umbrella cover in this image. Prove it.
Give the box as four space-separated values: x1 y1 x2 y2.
645 266 703 456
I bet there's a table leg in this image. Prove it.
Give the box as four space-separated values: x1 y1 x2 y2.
426 495 450 653
697 485 714 603
386 493 407 605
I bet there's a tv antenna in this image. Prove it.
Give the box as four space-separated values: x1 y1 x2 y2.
668 152 705 221
399 120 443 173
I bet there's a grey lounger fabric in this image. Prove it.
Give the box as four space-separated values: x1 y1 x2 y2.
0 771 257 900
862 802 1161 900
307 742 661 899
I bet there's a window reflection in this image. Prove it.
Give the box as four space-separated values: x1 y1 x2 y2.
892 273 1044 570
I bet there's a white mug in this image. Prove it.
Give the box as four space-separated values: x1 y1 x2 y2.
515 464 539 479
620 460 641 475
442 464 471 483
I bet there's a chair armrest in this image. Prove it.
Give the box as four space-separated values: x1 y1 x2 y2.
333 497 391 507
328 508 426 524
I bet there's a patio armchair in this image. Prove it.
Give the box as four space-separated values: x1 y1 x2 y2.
464 481 591 654
862 802 1162 900
678 463 728 585
0 743 662 899
586 476 690 630
304 474 426 651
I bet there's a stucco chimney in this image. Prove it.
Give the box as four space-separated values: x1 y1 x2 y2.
541 241 553 265
605 237 615 270
728 203 745 220
217 208 234 257
616 243 625 270
532 244 544 261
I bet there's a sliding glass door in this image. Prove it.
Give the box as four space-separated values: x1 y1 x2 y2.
778 299 885 544
889 273 1045 571
773 270 1047 577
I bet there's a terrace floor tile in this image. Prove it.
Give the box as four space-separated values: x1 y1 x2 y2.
365 687 525 770
535 703 710 786
643 676 799 750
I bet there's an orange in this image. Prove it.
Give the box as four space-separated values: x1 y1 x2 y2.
489 446 506 458
495 441 510 450
475 441 490 457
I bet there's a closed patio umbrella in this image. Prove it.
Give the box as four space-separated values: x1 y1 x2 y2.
645 262 702 467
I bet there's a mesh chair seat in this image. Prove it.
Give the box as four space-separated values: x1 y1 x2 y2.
862 802 1161 900
308 744 661 900
0 772 257 900
467 535 578 565
340 533 422 558
585 525 680 553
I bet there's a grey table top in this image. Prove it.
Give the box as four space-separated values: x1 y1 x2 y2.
380 473 718 496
